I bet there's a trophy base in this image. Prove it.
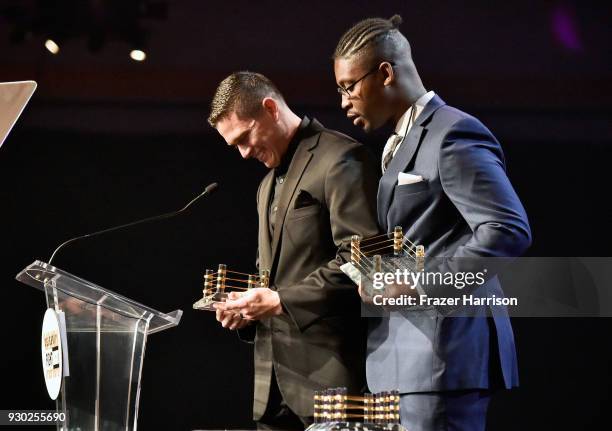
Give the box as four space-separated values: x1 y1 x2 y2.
306 422 406 431
192 292 229 311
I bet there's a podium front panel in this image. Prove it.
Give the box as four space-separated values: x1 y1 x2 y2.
16 261 181 431
46 285 149 431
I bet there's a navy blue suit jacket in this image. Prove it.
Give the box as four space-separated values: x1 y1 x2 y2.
367 95 531 393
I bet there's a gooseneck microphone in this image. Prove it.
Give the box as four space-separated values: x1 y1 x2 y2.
48 182 218 265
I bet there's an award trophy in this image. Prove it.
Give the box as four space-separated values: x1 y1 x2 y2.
307 387 407 431
340 226 425 296
193 264 270 311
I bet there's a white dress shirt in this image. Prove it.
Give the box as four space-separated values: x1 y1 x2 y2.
381 90 436 172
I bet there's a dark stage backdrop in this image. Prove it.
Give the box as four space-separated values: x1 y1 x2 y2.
1 1 611 430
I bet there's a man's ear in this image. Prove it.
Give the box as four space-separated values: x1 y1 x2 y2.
380 62 395 86
262 97 279 121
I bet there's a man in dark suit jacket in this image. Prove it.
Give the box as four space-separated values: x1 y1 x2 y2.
333 15 532 431
208 72 379 430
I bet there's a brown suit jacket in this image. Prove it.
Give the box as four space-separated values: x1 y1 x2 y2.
240 118 379 419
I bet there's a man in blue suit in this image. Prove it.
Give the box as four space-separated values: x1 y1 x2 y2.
333 15 532 431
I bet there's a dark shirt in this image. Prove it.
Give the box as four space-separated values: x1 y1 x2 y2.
268 116 311 237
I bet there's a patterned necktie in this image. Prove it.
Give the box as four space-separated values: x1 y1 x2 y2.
381 133 403 173
381 104 417 173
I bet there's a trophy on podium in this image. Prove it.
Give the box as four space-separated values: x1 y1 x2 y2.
193 264 270 311
340 226 425 296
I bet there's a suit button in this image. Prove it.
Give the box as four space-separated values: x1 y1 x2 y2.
273 206 278 212
279 177 284 184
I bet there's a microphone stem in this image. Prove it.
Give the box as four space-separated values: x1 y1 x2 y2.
48 188 211 265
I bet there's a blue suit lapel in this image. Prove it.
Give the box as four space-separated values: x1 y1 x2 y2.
376 95 447 231
377 126 425 231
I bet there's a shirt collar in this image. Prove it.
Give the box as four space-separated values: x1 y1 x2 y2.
394 90 436 136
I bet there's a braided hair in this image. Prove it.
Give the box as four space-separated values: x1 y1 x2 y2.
334 14 404 59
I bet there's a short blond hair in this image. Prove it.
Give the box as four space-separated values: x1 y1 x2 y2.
208 71 284 126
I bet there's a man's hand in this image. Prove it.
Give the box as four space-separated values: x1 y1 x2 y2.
358 279 375 305
213 302 251 330
221 288 283 320
359 276 419 310
383 281 418 300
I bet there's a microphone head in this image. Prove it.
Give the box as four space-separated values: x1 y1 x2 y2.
204 182 218 194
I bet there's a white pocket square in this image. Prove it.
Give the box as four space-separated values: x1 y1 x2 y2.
397 172 424 185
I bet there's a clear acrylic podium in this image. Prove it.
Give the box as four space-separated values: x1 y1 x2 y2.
16 260 182 431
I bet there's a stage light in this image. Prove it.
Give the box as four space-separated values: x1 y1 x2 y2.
130 49 146 61
45 39 60 54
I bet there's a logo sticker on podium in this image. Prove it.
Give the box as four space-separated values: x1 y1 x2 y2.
41 308 64 400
